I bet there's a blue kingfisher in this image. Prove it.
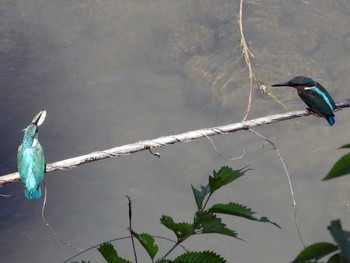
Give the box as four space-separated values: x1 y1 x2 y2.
271 76 337 126
17 110 47 199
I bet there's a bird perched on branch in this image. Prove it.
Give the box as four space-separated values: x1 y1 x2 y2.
272 76 337 126
17 110 47 199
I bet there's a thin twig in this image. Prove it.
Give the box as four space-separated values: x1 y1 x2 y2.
41 181 83 251
260 85 289 110
238 0 254 121
248 129 306 248
238 1 289 112
1 99 349 186
63 236 131 263
152 235 189 252
149 148 160 158
126 195 138 263
200 132 246 161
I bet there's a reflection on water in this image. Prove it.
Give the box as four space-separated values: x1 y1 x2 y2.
0 1 349 262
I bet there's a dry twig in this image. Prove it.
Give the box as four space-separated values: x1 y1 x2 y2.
238 0 255 121
248 128 306 248
41 182 83 251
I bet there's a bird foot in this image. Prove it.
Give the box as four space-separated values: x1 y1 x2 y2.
306 108 323 117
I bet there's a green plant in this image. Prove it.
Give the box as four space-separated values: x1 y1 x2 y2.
292 143 350 263
323 144 350 181
68 166 279 263
292 220 350 263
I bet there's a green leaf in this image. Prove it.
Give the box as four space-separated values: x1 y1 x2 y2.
131 231 158 260
98 243 132 263
327 253 344 263
292 242 338 262
339 144 350 149
328 220 350 260
172 251 228 263
193 212 240 240
208 202 280 228
160 215 194 241
191 184 210 210
323 153 350 180
209 166 249 194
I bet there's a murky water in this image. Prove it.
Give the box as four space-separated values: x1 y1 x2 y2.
0 1 349 262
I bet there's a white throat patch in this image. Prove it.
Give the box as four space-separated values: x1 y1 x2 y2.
32 134 38 147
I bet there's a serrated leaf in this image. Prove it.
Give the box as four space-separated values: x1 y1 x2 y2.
160 215 194 241
328 220 350 260
292 242 338 262
208 202 280 228
173 251 228 263
131 231 158 260
98 243 132 263
193 212 240 240
209 166 249 194
323 153 350 180
191 184 210 210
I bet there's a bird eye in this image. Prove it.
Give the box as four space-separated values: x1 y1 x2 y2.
304 82 315 87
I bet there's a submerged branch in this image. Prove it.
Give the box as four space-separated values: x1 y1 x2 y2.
1 99 349 186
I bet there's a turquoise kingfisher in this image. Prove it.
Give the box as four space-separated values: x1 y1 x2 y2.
271 76 337 126
17 110 47 199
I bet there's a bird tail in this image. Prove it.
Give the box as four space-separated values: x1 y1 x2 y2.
24 187 42 199
326 116 335 126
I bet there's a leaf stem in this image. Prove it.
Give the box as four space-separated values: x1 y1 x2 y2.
202 192 212 210
126 195 138 263
160 241 181 261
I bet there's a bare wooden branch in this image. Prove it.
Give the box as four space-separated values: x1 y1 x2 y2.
1 99 349 187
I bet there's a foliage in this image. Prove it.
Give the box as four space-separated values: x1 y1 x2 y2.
130 231 158 260
158 251 228 263
292 220 350 263
98 243 132 263
293 143 350 263
323 144 350 180
68 166 278 263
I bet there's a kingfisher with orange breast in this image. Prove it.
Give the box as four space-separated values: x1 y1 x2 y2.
272 76 337 126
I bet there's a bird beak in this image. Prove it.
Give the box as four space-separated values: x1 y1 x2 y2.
32 110 47 126
271 81 290 87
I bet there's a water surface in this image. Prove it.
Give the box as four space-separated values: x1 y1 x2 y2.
0 1 349 262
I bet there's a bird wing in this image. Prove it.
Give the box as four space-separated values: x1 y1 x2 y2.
17 144 45 189
17 144 26 183
315 82 337 110
33 143 45 185
298 88 335 117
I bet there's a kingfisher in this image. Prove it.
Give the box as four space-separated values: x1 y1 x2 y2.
271 76 337 126
17 110 47 199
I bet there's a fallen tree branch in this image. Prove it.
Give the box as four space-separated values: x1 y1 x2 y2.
1 99 349 187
